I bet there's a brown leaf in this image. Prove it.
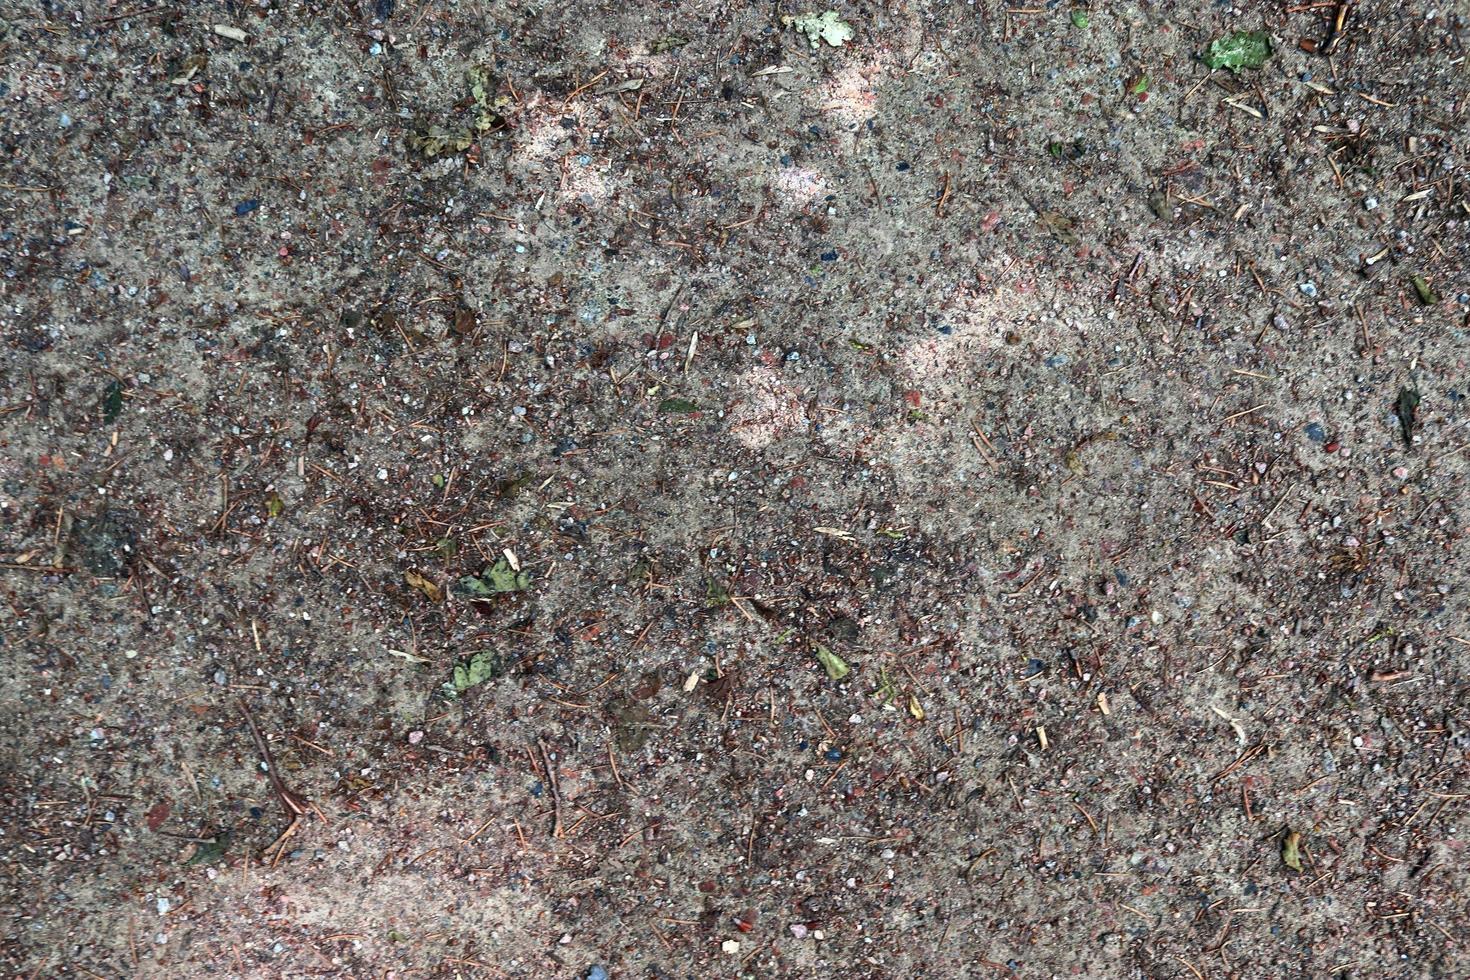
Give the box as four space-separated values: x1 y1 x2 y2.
404 570 443 603
452 307 478 336
145 800 171 832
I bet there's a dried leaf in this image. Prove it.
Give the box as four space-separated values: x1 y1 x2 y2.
1281 829 1304 871
907 694 926 720
1038 210 1078 245
814 644 850 681
404 569 443 603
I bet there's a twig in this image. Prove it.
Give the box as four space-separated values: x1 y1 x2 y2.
538 738 563 838
237 699 325 862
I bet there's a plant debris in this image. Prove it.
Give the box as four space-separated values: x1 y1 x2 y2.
1411 274 1439 305
658 396 699 414
455 556 530 597
404 569 443 603
1202 30 1273 71
650 34 689 54
781 11 855 48
453 651 502 692
409 64 510 157
101 380 124 423
1394 387 1420 446
814 644 851 681
1281 829 1304 871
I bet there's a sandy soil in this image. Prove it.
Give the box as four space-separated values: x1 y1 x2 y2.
2 1 1468 977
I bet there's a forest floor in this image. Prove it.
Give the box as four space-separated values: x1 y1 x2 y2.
2 1 1468 978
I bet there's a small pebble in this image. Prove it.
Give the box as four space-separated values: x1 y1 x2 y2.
1298 282 1318 298
586 968 609 980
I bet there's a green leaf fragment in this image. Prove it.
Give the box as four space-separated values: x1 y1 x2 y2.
658 397 698 413
102 380 124 423
651 34 689 54
265 492 285 518
814 644 851 681
187 830 232 865
455 557 530 597
1131 74 1151 95
410 64 508 157
782 11 855 48
1411 274 1438 305
453 650 502 691
1202 30 1272 71
1070 9 1089 29
1281 830 1304 871
1394 387 1420 446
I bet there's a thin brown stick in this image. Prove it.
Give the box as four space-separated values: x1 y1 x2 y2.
538 738 563 838
237 698 326 856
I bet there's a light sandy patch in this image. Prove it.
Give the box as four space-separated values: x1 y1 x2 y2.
897 289 1007 390
728 366 809 449
819 58 882 127
770 166 830 204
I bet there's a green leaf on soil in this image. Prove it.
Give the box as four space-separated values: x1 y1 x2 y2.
1070 9 1089 29
1281 829 1304 871
814 644 851 681
1131 74 1150 95
706 578 731 607
453 650 502 691
431 472 446 488
264 492 285 518
659 397 699 414
1394 387 1420 446
455 557 530 597
1411 274 1439 305
102 380 124 423
187 830 232 865
1202 30 1272 71
435 536 458 561
651 34 689 54
781 11 855 48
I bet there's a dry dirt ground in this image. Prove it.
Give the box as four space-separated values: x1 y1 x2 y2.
2 1 1469 977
